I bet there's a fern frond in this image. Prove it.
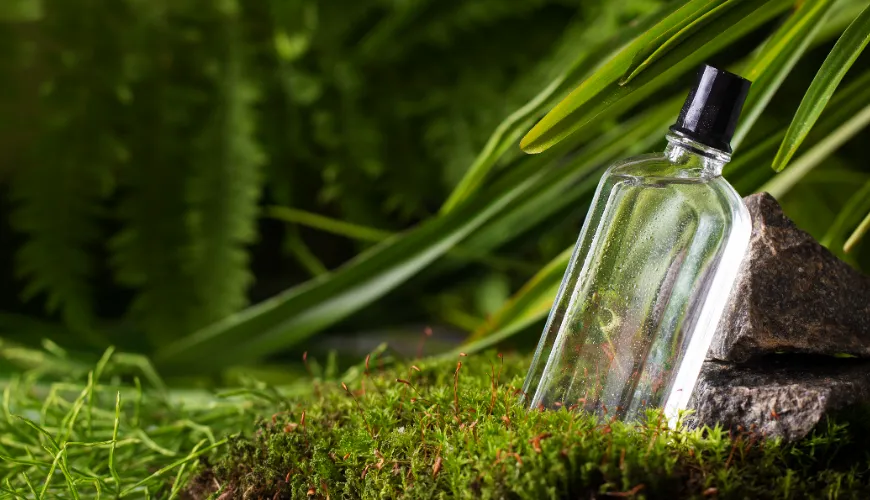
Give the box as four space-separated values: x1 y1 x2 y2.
9 0 127 337
111 1 263 345
187 11 265 327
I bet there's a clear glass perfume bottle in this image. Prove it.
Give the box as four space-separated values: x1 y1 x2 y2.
523 65 752 424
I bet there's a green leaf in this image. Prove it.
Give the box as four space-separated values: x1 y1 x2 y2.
728 68 870 193
453 96 680 265
520 0 789 154
822 180 870 248
620 0 738 85
440 3 670 213
731 0 837 149
771 3 870 172
155 152 559 373
845 210 870 253
465 247 571 347
267 206 394 242
760 99 870 198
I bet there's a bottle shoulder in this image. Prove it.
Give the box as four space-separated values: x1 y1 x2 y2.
599 153 748 221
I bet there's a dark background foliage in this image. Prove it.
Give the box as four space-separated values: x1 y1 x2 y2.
0 0 868 378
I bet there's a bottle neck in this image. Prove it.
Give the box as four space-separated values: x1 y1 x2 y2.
664 131 730 178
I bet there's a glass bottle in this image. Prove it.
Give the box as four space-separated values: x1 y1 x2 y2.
523 65 752 424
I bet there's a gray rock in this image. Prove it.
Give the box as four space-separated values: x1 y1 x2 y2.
709 192 870 363
691 358 870 442
690 193 870 441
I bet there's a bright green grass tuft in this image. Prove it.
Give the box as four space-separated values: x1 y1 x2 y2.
0 340 281 499
207 352 870 499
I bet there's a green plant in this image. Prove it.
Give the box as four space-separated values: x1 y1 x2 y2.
1 0 870 378
0 340 288 498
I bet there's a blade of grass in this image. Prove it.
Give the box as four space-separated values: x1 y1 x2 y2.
844 211 870 252
772 3 870 171
520 0 788 154
168 439 204 499
822 180 870 247
108 392 121 496
285 228 329 277
267 206 393 242
732 0 837 149
118 438 224 497
760 99 870 198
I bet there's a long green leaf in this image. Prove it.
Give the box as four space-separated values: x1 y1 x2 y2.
154 150 562 373
771 3 870 172
440 3 671 213
731 0 837 149
760 99 870 198
822 179 870 248
453 96 680 264
520 0 789 154
621 0 740 85
267 206 393 242
729 68 870 193
845 211 870 253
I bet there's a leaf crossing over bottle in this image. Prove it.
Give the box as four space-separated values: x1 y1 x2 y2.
523 64 752 424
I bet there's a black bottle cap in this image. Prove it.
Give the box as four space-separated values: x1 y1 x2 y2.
669 64 751 154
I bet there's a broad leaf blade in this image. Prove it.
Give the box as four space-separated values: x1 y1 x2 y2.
771 3 870 172
732 0 837 148
520 0 788 154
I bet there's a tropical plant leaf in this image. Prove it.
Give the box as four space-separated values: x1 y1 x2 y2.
771 2 870 172
519 0 789 154
731 0 837 149
620 0 739 85
9 0 128 345
155 150 562 373
440 2 670 213
760 99 870 198
112 3 261 346
729 68 870 193
845 210 870 253
452 95 681 265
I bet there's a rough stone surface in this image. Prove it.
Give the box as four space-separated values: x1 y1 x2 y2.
690 358 870 442
690 193 870 442
709 192 870 363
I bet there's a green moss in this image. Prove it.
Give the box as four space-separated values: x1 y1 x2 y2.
205 352 870 499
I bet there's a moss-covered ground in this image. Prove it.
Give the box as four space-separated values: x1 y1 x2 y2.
3 342 870 499
203 352 870 499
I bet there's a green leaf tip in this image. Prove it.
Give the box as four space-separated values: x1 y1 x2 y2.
771 2 870 172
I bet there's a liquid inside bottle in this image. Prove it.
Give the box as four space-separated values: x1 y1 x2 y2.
523 65 752 424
